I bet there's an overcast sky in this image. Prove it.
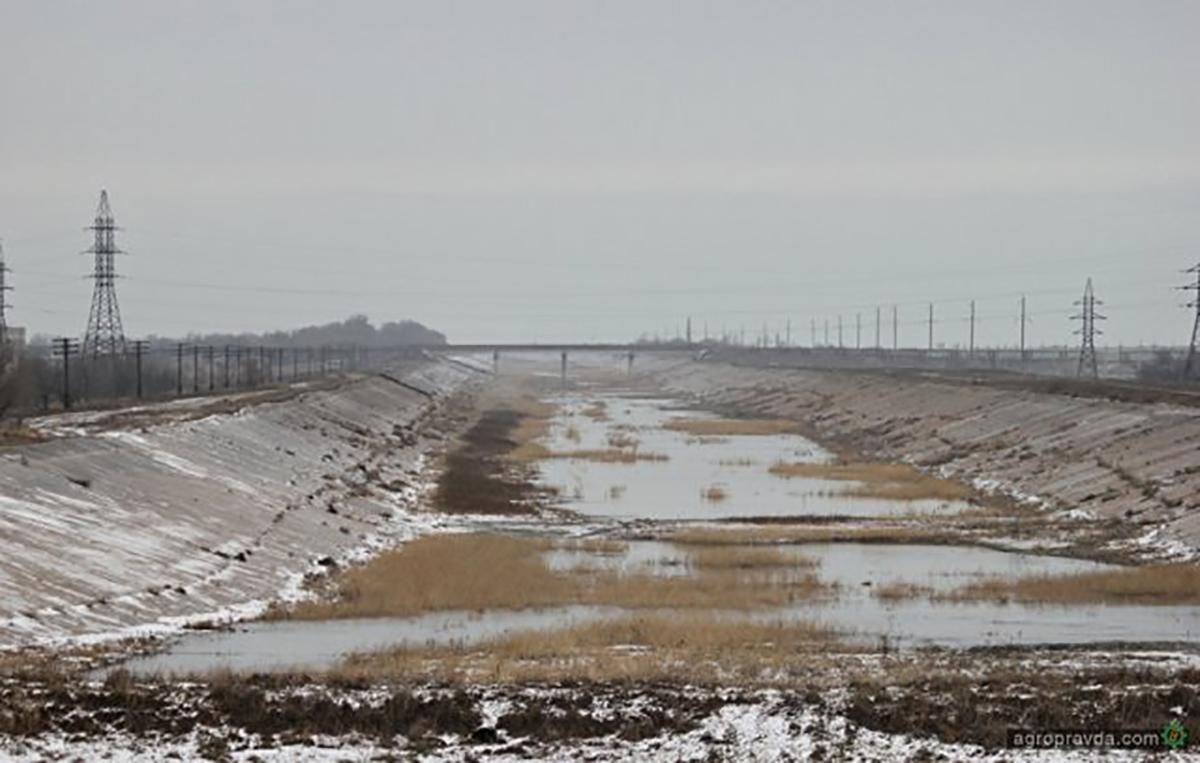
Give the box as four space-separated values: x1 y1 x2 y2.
2 0 1198 347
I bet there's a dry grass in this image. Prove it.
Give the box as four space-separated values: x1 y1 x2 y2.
686 545 817 571
582 401 610 422
271 532 830 621
700 484 729 502
939 563 1200 605
670 524 967 547
338 613 840 684
685 435 732 445
547 448 669 464
279 534 569 619
664 418 800 436
872 582 935 601
719 458 758 467
557 538 629 555
606 431 639 448
505 397 559 462
0 422 47 446
767 461 973 502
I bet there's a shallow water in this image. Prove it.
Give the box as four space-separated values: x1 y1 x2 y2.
121 605 618 676
127 393 1200 673
542 540 1199 647
535 395 968 520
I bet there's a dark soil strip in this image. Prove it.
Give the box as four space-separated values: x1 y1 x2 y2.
835 665 1200 749
0 678 722 750
433 409 544 515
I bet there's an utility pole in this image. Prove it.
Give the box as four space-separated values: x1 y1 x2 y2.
927 303 934 351
176 342 185 396
53 338 79 410
277 347 284 382
131 340 149 399
1072 278 1105 379
207 346 215 392
969 300 976 355
1178 264 1200 380
223 346 231 388
892 305 898 351
1019 295 1028 360
875 307 881 350
686 316 692 345
82 190 128 357
810 318 817 348
785 319 791 347
855 312 862 350
0 241 11 353
192 344 200 394
259 346 267 386
837 316 843 348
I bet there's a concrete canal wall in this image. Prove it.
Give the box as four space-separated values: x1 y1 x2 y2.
0 359 483 647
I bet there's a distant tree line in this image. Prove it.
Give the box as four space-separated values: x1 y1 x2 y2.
1 315 445 418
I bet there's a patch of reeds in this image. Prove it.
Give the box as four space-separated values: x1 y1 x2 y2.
767 461 973 502
665 418 800 436
270 532 830 621
700 484 729 502
547 448 668 464
606 431 639 449
938 563 1200 605
581 401 610 422
337 613 840 684
557 538 629 555
686 545 817 571
871 582 935 601
719 458 758 467
669 525 968 547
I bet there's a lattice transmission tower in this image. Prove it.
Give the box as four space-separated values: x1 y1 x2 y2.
1072 277 1105 379
1180 263 1200 381
82 189 127 356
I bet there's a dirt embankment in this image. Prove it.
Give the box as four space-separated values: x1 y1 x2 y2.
0 359 485 648
650 362 1200 559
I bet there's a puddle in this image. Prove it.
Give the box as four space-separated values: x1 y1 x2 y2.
121 606 617 676
535 395 967 520
543 541 689 577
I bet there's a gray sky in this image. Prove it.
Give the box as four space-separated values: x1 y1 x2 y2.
2 0 1198 347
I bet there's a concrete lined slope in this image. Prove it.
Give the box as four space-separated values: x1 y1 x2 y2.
0 360 481 648
653 363 1200 555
